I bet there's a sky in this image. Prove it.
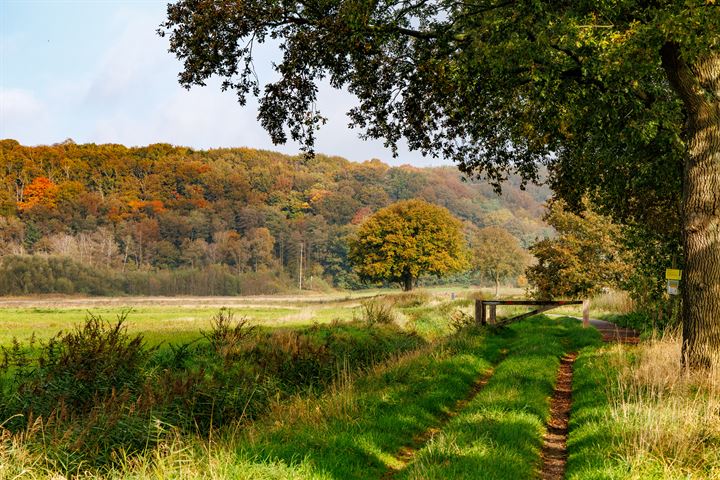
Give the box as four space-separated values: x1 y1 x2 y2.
0 0 448 166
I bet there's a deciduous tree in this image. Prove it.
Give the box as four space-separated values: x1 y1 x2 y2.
349 199 468 291
527 200 631 300
471 227 529 298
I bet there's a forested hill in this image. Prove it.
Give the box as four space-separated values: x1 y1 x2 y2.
0 139 550 294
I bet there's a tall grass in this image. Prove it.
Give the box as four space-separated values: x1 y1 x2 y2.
590 290 634 314
569 333 720 479
611 334 720 477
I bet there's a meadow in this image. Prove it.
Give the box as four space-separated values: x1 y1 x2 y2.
1 288 718 479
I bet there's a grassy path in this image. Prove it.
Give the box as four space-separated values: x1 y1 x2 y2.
219 316 600 480
381 352 507 479
392 318 599 480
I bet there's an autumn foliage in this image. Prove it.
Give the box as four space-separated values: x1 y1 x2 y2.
349 200 469 291
527 200 631 299
0 139 543 293
17 176 58 211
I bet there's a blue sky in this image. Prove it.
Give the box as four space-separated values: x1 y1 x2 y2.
0 0 446 166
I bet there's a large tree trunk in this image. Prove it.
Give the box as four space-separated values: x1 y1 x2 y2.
662 44 720 368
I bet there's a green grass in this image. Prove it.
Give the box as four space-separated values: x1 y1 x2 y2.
0 305 366 346
227 329 507 479
0 293 617 479
395 317 601 479
566 347 626 480
198 317 600 480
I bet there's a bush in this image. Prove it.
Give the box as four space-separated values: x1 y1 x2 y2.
1 312 151 423
201 308 256 360
359 299 396 325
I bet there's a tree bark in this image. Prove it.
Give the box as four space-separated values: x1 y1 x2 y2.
662 44 720 368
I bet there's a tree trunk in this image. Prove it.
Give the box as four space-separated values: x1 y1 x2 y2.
495 271 500 298
662 45 720 368
402 272 414 291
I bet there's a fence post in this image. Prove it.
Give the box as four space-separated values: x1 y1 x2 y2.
475 300 483 325
582 299 590 327
489 304 497 325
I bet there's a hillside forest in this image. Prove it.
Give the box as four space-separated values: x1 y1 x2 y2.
0 139 550 295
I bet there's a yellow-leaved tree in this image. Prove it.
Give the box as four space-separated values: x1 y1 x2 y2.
348 199 469 291
527 199 631 299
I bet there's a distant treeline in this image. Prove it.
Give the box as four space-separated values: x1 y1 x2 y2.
0 139 550 294
0 255 290 296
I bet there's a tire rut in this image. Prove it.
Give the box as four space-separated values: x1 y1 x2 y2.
381 350 508 479
539 352 577 480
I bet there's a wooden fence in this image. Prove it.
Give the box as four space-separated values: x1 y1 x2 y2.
475 299 590 327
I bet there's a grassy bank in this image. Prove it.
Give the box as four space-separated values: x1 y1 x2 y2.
568 335 720 479
0 308 425 476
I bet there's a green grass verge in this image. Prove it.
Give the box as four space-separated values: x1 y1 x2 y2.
565 347 627 480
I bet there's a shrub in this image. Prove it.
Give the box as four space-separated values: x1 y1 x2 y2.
1 312 151 425
359 299 396 325
201 308 256 360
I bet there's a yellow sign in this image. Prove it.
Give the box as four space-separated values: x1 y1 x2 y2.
665 269 682 280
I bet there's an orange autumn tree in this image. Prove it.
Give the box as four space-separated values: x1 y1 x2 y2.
18 177 59 211
349 199 469 291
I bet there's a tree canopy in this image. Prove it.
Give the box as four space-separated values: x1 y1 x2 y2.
349 199 468 290
527 200 631 300
0 140 535 294
161 0 720 367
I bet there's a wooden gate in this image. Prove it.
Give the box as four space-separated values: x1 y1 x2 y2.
475 299 590 327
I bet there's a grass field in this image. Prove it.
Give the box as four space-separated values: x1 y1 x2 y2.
2 288 717 479
0 286 527 346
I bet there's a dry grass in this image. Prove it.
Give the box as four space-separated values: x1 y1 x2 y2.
606 333 720 478
591 290 634 314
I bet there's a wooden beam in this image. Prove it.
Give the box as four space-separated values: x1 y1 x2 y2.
480 300 583 306
475 299 486 325
496 304 559 326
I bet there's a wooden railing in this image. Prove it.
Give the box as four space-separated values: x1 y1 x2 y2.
475 299 590 327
